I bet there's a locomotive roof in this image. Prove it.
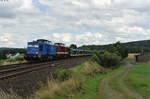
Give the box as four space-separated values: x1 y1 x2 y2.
54 43 65 46
35 39 52 44
37 39 49 42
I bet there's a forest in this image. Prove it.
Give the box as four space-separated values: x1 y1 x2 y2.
80 39 150 53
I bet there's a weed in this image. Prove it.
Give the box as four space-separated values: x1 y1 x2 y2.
53 69 73 81
0 89 22 99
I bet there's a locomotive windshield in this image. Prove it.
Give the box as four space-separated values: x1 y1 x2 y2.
27 44 38 48
39 45 43 51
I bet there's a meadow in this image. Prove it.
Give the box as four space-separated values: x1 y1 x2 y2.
125 62 150 99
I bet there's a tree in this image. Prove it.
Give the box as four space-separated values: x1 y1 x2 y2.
70 44 77 49
92 50 121 67
107 41 128 59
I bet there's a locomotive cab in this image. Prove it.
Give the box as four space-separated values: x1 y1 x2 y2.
54 43 69 58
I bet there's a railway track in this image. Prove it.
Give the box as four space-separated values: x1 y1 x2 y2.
0 56 90 80
0 59 70 80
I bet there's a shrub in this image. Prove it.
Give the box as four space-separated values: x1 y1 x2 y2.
92 50 121 67
15 56 24 61
53 69 73 81
107 42 128 59
91 53 101 64
37 81 45 88
5 56 24 63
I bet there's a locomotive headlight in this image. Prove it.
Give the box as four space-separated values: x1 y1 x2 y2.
38 54 41 58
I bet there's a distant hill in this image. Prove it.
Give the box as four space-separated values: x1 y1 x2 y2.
0 47 26 50
0 47 26 54
0 47 15 50
124 39 150 53
79 39 150 53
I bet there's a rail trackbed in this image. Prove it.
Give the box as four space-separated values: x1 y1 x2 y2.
0 56 90 80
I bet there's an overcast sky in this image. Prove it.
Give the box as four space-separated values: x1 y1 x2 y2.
0 0 150 48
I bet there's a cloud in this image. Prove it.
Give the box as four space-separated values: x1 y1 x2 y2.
0 0 150 47
40 32 103 47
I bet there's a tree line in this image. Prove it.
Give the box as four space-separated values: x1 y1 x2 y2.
79 39 150 53
0 48 26 60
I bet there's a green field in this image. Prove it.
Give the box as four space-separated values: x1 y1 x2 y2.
125 62 150 99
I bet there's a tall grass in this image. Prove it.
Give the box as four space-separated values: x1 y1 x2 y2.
0 89 21 99
30 61 110 99
81 62 107 75
32 77 82 99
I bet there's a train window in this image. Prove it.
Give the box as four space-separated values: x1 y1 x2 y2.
28 44 38 48
39 45 43 51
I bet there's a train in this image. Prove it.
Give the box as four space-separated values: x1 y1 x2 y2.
24 39 93 61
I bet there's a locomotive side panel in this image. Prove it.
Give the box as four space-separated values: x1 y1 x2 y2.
48 45 56 55
56 46 68 55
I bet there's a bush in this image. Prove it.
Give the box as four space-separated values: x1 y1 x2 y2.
6 56 24 63
107 42 128 59
91 53 101 64
53 69 73 81
92 50 121 67
15 56 24 61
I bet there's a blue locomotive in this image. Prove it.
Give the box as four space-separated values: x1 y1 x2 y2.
25 39 56 60
25 39 92 61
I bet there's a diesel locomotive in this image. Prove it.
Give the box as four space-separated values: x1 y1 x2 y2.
25 39 92 61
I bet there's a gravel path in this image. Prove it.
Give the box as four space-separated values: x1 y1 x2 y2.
99 60 144 99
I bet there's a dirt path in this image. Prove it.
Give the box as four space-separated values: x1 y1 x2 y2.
99 60 144 99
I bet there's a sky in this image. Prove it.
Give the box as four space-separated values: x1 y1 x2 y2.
0 0 150 48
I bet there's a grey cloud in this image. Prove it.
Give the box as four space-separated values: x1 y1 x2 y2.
0 0 150 47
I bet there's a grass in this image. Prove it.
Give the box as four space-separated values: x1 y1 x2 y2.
108 65 135 99
71 62 108 99
0 89 22 99
125 62 150 99
0 55 26 65
30 60 114 99
0 60 123 99
125 57 135 61
31 60 125 99
99 63 127 99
